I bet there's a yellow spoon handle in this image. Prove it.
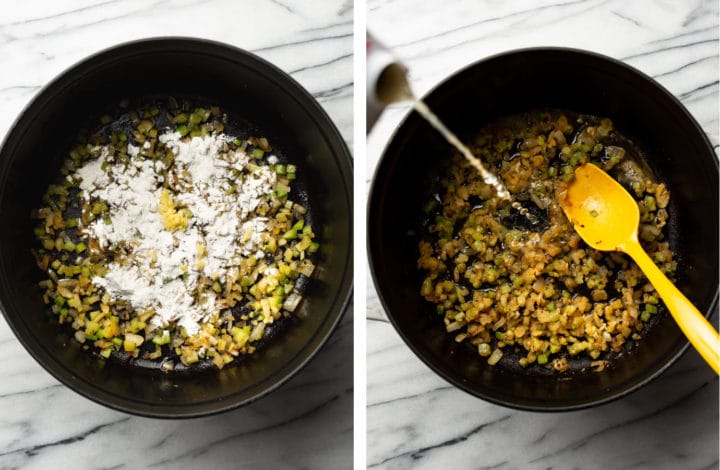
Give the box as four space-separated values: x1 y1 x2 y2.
624 240 720 374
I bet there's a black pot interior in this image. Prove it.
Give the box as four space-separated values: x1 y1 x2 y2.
0 39 353 417
368 48 718 410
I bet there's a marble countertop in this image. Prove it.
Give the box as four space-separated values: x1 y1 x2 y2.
0 1 353 469
367 0 718 468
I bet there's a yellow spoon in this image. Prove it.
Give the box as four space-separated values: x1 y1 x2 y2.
559 163 720 374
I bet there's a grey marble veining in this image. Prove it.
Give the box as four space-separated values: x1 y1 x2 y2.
0 1 353 469
0 310 352 469
367 0 718 468
0 0 353 150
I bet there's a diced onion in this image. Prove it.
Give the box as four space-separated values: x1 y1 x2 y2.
477 343 492 357
283 292 302 312
446 321 463 333
299 262 315 277
249 322 266 342
487 348 503 366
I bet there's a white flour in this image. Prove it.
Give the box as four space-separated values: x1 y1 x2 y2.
77 132 276 335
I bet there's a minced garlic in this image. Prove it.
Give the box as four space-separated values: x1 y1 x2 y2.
158 188 188 231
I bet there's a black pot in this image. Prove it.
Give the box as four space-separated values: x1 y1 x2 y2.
0 38 353 417
368 48 718 411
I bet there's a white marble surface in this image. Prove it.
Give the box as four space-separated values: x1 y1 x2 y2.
0 1 352 469
367 0 718 468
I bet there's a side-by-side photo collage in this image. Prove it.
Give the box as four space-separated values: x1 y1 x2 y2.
0 0 717 469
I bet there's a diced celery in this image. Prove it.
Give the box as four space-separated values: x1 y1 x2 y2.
152 330 171 346
231 325 251 347
644 195 657 212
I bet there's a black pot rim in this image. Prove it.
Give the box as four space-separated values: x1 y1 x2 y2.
368 46 719 412
0 37 354 418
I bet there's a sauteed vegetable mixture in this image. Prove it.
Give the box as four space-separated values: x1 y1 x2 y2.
32 100 317 370
418 111 676 371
